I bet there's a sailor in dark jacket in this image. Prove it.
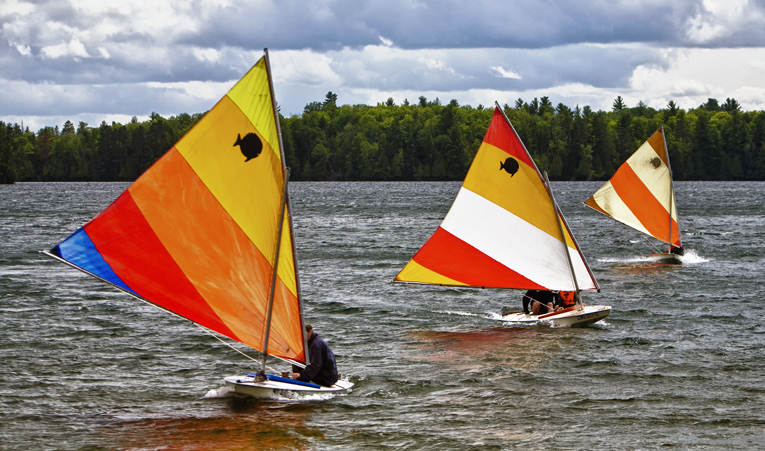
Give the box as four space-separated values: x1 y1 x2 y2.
291 324 339 387
523 289 556 315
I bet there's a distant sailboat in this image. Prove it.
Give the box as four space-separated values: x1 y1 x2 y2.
43 50 352 398
585 127 683 264
394 103 611 327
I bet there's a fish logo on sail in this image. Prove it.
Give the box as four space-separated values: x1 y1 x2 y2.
500 157 519 176
234 133 263 162
650 157 662 169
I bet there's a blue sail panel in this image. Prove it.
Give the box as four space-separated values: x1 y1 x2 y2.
51 228 136 295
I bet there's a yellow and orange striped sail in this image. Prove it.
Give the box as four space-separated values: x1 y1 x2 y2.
47 52 307 364
395 106 598 292
585 128 681 249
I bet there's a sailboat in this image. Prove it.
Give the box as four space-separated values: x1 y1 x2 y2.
394 103 611 327
584 127 683 264
43 50 352 398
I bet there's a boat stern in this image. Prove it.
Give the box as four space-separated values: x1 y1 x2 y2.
549 305 611 327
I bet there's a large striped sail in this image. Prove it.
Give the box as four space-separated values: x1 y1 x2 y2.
584 128 681 250
44 51 307 365
394 105 598 292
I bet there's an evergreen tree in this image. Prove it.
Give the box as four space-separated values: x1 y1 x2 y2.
612 96 626 112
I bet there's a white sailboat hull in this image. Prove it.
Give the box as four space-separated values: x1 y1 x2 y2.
224 375 353 398
499 304 611 327
649 252 682 265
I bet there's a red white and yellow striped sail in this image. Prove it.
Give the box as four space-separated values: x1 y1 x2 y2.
394 106 598 291
47 53 307 364
585 128 681 248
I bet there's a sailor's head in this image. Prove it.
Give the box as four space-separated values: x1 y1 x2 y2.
305 323 313 334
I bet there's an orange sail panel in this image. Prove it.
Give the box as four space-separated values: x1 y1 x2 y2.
48 55 306 364
584 128 681 247
395 107 598 291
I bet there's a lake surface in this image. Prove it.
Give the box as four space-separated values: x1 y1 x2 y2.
1 181 764 450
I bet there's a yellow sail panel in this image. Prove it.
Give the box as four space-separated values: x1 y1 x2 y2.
394 259 469 286
173 93 296 298
463 141 570 249
226 57 281 161
276 208 298 297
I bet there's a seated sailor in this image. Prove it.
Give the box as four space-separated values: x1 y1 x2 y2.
290 323 339 387
522 289 556 315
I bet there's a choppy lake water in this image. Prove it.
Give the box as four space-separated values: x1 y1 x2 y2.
1 181 764 450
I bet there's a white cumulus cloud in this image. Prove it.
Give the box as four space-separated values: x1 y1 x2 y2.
491 66 522 79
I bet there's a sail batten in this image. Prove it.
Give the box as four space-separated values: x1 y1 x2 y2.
585 128 681 248
395 106 598 292
45 52 307 364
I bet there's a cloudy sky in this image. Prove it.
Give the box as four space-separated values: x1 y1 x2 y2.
3 0 765 130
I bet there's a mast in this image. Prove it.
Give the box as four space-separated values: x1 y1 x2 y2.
260 48 308 372
497 102 595 297
543 172 583 306
554 197 600 293
261 167 290 373
662 126 679 252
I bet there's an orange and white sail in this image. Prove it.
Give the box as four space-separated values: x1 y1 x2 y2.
394 105 598 292
45 51 308 365
585 128 681 249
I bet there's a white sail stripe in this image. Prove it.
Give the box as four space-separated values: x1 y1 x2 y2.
441 188 596 290
625 141 675 217
590 181 654 237
566 246 597 290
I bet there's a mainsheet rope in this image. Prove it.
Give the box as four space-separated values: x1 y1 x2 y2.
523 293 583 314
642 237 666 254
195 324 281 374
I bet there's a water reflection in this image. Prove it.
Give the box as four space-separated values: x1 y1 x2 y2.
105 401 319 450
408 327 565 372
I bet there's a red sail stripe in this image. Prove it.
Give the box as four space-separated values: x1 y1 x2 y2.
609 163 679 244
84 191 240 341
483 108 535 169
412 227 545 289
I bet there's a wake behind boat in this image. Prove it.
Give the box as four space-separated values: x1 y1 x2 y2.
585 127 684 264
43 49 352 399
394 103 610 327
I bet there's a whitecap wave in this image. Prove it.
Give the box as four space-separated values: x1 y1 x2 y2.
599 249 708 265
598 256 654 264
436 310 482 317
487 312 505 320
677 249 708 264
203 386 234 399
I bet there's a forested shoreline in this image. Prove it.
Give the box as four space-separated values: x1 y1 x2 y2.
2 93 764 184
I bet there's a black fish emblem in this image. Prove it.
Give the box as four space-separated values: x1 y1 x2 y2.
234 133 263 162
500 157 519 176
650 157 662 168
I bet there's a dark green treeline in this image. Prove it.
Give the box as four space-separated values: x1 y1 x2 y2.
3 94 765 184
